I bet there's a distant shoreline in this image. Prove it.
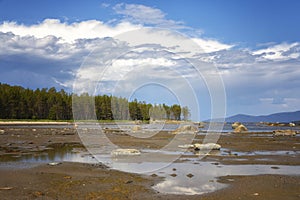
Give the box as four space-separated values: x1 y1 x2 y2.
0 120 189 125
0 121 73 125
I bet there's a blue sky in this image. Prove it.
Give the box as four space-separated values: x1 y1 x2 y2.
1 0 300 46
0 0 300 120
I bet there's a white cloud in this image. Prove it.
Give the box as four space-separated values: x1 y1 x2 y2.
192 38 233 53
113 3 185 29
0 19 141 43
253 42 300 61
0 3 299 117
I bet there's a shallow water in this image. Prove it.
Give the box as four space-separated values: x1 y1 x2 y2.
0 144 299 195
151 162 300 195
0 146 97 164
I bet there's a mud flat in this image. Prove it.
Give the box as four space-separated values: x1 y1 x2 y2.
0 124 299 199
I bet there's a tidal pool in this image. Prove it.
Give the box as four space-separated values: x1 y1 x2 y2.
0 145 299 195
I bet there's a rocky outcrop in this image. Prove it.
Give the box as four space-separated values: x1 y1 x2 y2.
231 122 241 129
111 149 141 156
233 124 248 133
273 130 297 136
289 123 296 127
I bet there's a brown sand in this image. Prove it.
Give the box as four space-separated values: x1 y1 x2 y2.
0 125 299 199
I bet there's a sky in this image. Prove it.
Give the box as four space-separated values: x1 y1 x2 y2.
0 0 300 120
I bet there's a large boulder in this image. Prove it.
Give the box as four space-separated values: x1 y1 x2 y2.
234 124 248 133
231 122 241 129
273 130 296 136
289 123 296 127
173 125 198 134
111 149 141 156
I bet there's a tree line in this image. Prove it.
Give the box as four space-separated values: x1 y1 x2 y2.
0 83 190 121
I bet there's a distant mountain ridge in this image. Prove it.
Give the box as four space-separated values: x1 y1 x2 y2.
225 110 300 123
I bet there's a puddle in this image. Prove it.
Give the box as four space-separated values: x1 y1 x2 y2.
0 145 97 166
151 162 300 195
0 145 299 195
221 149 299 156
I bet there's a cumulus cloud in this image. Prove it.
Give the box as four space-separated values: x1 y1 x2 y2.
0 3 299 118
192 38 233 53
253 42 300 61
113 3 186 29
0 19 141 43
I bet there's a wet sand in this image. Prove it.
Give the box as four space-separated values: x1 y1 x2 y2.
0 124 299 199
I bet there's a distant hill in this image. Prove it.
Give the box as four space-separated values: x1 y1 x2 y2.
225 110 300 123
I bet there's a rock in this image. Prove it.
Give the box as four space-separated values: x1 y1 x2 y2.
273 130 296 136
173 125 198 134
193 143 221 151
178 144 195 148
132 125 142 132
111 148 141 156
125 180 133 184
231 122 241 129
178 143 221 150
48 162 61 166
233 124 248 133
186 173 194 178
0 187 13 190
289 123 296 127
135 120 142 125
0 129 5 134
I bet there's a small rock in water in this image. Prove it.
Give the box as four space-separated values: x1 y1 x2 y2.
253 193 259 196
0 129 5 134
170 173 177 177
271 166 280 169
48 162 61 166
186 173 194 178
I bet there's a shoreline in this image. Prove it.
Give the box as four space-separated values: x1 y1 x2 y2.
0 121 73 125
0 125 299 199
